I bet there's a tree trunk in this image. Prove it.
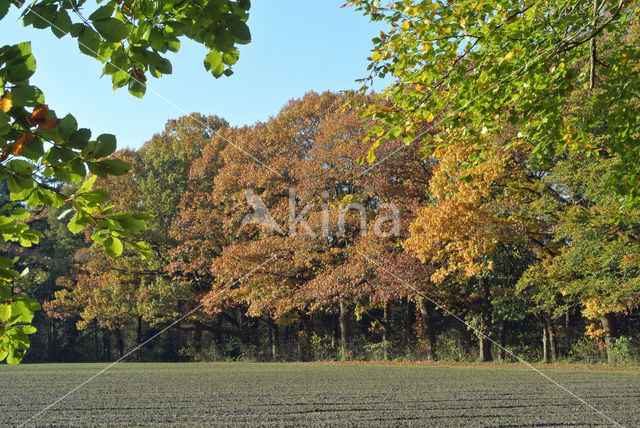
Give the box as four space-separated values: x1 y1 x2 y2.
115 328 124 359
339 301 351 360
548 323 557 363
479 335 492 362
102 329 111 361
417 297 436 361
404 297 412 348
297 312 313 361
478 278 493 362
542 318 550 363
382 303 390 361
94 324 100 362
193 321 203 356
499 321 507 361
48 317 57 362
601 313 618 365
136 316 143 361
270 322 279 361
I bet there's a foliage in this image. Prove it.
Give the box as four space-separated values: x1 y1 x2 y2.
349 0 640 205
1 0 251 364
49 114 228 332
0 41 149 364
8 0 251 97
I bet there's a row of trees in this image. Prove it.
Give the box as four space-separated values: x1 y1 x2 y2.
13 87 639 365
4 0 639 366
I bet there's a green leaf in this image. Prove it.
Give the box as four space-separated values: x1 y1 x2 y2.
89 2 115 21
67 212 89 234
222 49 240 66
0 0 10 21
58 114 78 140
93 134 117 159
166 37 180 53
155 57 172 75
78 27 101 58
93 18 131 43
100 158 130 175
11 85 44 106
78 174 97 194
129 240 152 259
87 161 107 178
0 303 10 321
77 189 109 205
69 23 84 37
111 69 130 89
9 207 29 220
52 9 72 38
204 50 224 78
7 347 25 365
21 325 37 334
5 54 36 82
229 18 251 44
128 77 146 98
104 236 123 257
115 214 147 234
0 285 10 300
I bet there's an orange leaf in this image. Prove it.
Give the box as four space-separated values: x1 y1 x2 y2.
13 132 35 155
31 104 49 122
0 91 13 113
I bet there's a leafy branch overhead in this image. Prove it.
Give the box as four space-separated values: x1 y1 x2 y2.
5 0 251 97
0 40 153 364
349 0 640 206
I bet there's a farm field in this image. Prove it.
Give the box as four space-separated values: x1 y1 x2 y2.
2 362 639 427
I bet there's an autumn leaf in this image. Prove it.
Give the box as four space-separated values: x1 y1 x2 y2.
0 91 13 113
31 104 49 122
13 132 36 155
427 112 435 123
132 66 147 82
38 117 61 131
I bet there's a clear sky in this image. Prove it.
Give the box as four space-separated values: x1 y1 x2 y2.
0 1 388 149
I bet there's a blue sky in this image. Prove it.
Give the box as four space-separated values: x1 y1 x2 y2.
0 1 388 149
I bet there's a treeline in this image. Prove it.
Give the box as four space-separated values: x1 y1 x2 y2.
6 90 639 365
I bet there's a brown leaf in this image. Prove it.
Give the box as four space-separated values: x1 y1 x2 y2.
38 117 60 131
31 104 49 122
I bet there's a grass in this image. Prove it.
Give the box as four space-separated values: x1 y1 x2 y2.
2 362 639 426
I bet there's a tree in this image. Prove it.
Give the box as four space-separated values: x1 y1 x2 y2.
1 0 252 365
404 140 537 361
518 154 640 364
350 0 640 205
48 114 228 358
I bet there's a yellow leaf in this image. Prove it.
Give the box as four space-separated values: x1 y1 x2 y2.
504 51 514 60
401 20 410 30
427 112 435 123
0 91 13 113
